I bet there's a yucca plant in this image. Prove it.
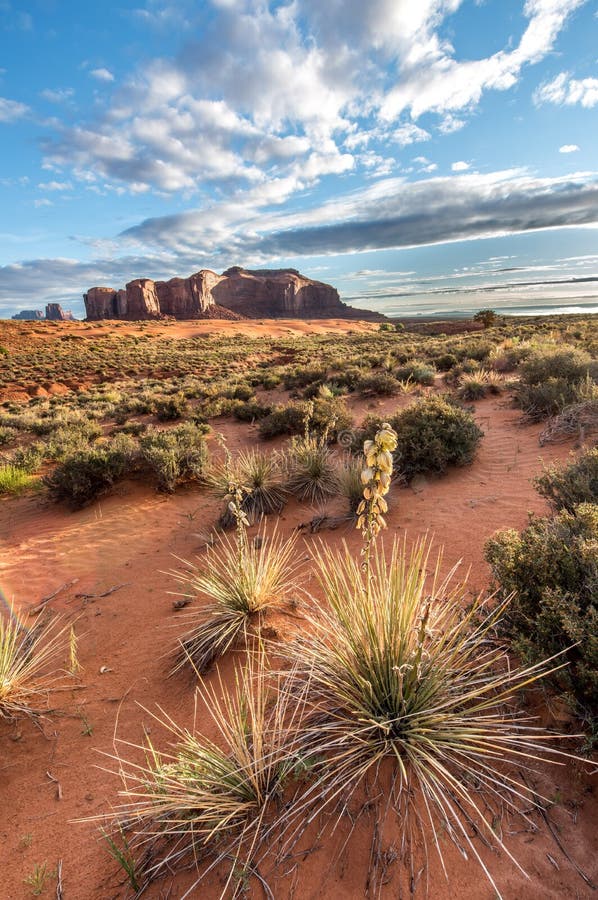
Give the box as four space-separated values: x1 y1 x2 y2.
172 521 301 675
282 538 576 893
285 433 339 504
0 610 69 720
208 448 287 528
103 653 308 896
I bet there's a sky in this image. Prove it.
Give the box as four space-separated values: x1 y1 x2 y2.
0 0 597 319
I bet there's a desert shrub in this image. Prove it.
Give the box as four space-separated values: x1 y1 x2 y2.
0 426 17 447
534 448 598 513
283 366 328 391
520 347 592 387
538 399 598 446
140 423 209 493
515 374 597 422
258 402 308 439
463 339 494 361
231 399 272 422
330 365 365 391
155 392 189 421
485 504 598 733
9 442 45 473
389 396 483 480
434 352 458 372
355 372 401 396
44 436 138 508
0 465 37 495
46 422 103 461
489 341 530 372
395 360 436 385
259 397 351 441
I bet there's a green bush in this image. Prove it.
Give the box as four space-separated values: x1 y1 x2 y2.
520 347 592 387
485 504 598 733
355 372 400 396
516 375 597 422
389 396 483 480
0 425 17 447
259 397 352 441
534 448 598 513
140 423 209 493
44 436 138 508
395 360 436 386
155 392 189 421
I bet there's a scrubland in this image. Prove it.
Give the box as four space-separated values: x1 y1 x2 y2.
0 313 597 898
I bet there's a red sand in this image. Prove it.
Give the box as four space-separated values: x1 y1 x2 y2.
1 389 596 898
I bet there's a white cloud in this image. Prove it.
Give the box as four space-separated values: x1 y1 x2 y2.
34 198 53 208
451 160 470 171
0 96 29 122
90 68 115 83
535 71 598 108
392 122 431 146
559 144 580 153
40 88 75 104
38 180 73 191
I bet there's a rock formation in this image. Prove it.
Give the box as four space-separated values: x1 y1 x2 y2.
84 267 383 321
12 305 74 321
45 303 74 321
12 310 44 320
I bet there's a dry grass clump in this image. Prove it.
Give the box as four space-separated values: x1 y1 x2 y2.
0 611 69 720
104 653 308 896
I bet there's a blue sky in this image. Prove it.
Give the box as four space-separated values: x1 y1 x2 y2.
0 0 597 318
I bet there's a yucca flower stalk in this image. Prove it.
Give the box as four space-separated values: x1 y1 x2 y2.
0 609 69 720
356 422 397 595
102 652 309 898
283 537 578 896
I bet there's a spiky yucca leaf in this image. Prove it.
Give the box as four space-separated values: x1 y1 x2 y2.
172 528 301 674
104 652 308 897
0 611 69 719
283 538 574 895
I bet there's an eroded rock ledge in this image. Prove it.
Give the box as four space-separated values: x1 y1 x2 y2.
84 267 382 321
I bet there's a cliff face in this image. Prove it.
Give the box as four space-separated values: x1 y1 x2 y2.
84 267 383 321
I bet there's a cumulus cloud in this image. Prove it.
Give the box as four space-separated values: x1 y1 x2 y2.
535 71 598 108
90 67 115 83
451 160 470 171
0 96 29 122
559 144 580 153
37 0 587 200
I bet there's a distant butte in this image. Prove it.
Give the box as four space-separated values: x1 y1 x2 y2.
83 267 384 321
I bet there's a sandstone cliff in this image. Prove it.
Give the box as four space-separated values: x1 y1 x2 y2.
84 267 383 321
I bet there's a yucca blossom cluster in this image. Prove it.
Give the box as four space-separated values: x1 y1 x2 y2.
357 423 398 544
